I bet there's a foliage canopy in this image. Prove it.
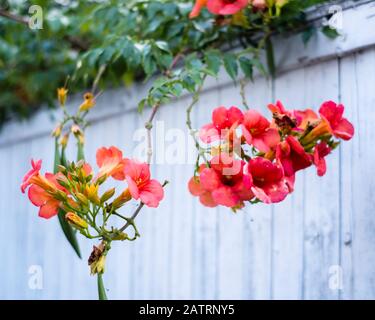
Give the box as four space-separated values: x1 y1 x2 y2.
1 0 338 126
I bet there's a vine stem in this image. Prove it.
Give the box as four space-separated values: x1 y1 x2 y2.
0 9 28 25
240 79 250 110
186 75 209 165
145 102 161 165
92 64 107 95
116 51 185 232
118 203 145 233
97 273 107 300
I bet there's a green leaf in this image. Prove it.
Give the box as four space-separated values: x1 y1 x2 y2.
154 41 171 53
185 54 204 70
181 75 196 93
223 53 238 81
97 273 108 300
142 46 157 76
251 58 267 77
239 57 253 80
53 139 81 259
204 49 222 77
138 98 147 113
57 209 82 258
302 26 316 45
170 82 183 97
321 25 340 39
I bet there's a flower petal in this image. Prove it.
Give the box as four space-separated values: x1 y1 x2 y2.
200 168 221 191
189 0 207 18
333 118 354 140
126 175 140 200
139 179 164 208
188 176 204 196
199 123 220 143
211 186 239 207
38 199 59 219
28 185 49 207
199 191 217 207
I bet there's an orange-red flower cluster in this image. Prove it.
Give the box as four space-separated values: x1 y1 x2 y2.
21 147 164 220
189 0 277 18
189 101 354 209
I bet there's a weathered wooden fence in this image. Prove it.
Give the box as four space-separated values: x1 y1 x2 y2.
0 1 375 299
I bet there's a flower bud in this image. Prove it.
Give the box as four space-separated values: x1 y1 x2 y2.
52 124 62 138
96 174 107 185
65 212 88 230
111 231 128 241
57 88 68 106
76 159 85 168
76 192 89 207
111 189 132 210
79 92 95 112
71 124 82 136
85 184 100 205
57 165 67 174
60 133 69 148
54 190 68 202
71 125 85 145
100 188 116 204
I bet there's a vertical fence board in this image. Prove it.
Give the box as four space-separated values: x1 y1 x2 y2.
302 60 341 300
241 76 274 299
340 48 375 299
191 89 220 299
272 68 306 299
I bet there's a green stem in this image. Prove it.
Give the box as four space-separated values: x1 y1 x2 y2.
77 140 85 161
97 273 107 300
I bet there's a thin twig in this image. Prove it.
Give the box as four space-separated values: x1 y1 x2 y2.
92 64 107 95
118 203 145 233
240 79 250 110
144 102 161 165
117 51 184 234
118 180 168 234
0 9 28 25
186 75 209 165
0 9 90 51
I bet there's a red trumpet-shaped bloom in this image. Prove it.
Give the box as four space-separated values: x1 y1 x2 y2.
96 146 125 180
123 159 164 208
319 101 354 141
27 173 67 219
21 159 42 193
189 154 253 208
241 109 280 152
199 106 244 143
245 157 290 204
189 0 207 18
188 165 217 208
276 136 312 177
207 0 248 15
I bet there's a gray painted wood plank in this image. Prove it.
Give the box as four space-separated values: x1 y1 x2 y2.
340 49 375 299
302 60 341 300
